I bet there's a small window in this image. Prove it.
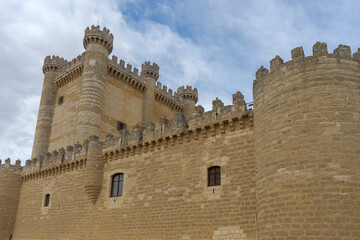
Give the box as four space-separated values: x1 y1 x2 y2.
117 121 125 130
44 194 50 207
58 96 64 105
208 166 221 186
111 173 124 197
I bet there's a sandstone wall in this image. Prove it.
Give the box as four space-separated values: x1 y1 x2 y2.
49 75 82 152
0 160 22 240
13 108 255 240
253 44 360 239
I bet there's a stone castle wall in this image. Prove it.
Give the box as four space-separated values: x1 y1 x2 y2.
1 25 360 239
13 102 256 240
0 159 22 240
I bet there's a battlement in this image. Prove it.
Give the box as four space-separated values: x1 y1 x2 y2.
141 61 159 80
107 56 147 93
55 53 85 88
155 81 183 111
83 25 114 54
177 85 198 103
254 42 360 83
43 55 68 74
102 90 252 160
22 142 88 180
109 55 142 80
0 158 22 172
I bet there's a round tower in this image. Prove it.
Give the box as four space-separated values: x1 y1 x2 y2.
0 159 22 240
32 55 67 159
253 43 360 239
141 61 159 126
177 85 198 120
75 26 113 143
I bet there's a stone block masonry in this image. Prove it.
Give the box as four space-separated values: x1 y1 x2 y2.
0 26 359 239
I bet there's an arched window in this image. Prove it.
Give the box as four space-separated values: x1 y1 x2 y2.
44 194 50 207
208 166 221 186
111 173 124 197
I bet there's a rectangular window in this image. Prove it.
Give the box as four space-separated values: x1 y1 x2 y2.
208 166 221 186
117 121 125 130
44 194 50 207
58 96 64 105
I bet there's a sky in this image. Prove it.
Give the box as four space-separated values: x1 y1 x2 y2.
0 0 360 163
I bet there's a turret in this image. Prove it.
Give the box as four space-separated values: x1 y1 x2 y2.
32 56 67 159
253 43 360 239
141 61 159 126
75 26 114 143
177 85 198 120
84 136 103 204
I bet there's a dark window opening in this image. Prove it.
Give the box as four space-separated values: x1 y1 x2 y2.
111 173 124 197
117 121 125 130
208 166 221 186
58 96 64 105
44 194 50 207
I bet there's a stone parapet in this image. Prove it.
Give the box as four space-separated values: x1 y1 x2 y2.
83 25 114 54
55 53 85 88
0 158 22 172
43 55 67 74
101 91 252 161
22 141 88 180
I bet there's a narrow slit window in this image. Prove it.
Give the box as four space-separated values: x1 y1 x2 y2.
117 121 125 130
44 194 50 207
208 166 221 186
58 96 64 105
111 173 124 197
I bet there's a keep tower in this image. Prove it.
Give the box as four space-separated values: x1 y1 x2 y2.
253 43 360 239
75 25 114 143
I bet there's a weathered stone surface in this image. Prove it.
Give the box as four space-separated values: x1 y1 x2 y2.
1 26 359 240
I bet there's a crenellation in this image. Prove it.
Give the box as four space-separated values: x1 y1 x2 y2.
84 25 114 54
313 41 328 56
22 142 88 178
270 55 284 71
255 66 269 80
353 48 360 61
0 158 22 171
291 46 305 60
4 25 359 239
333 44 352 58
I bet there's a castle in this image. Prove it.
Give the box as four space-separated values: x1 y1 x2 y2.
0 26 359 240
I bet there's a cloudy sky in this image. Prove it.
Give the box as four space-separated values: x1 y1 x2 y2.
1 0 360 163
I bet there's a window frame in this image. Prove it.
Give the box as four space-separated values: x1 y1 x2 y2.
111 173 124 197
44 194 50 207
208 166 221 187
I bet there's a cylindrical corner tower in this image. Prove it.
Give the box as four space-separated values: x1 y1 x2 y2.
32 56 66 159
141 61 159 126
253 43 360 239
75 25 113 143
0 159 22 240
177 85 198 120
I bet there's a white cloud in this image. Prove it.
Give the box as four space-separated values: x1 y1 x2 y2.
0 0 359 163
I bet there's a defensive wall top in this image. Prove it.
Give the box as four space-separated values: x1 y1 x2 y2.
0 158 22 172
22 90 252 178
83 25 114 54
255 42 360 82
